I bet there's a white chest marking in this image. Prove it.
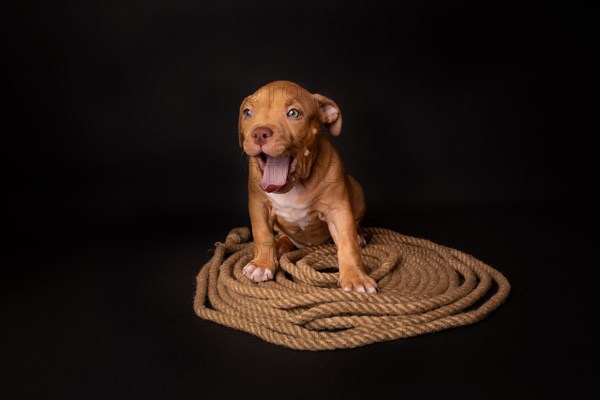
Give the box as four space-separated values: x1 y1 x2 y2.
267 185 311 230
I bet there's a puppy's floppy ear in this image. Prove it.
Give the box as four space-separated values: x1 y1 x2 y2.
238 115 244 147
238 104 246 147
314 94 342 136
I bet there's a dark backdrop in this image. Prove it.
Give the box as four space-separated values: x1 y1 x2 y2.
3 1 595 399
8 0 594 241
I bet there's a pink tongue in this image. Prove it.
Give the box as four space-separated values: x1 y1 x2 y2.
260 155 291 193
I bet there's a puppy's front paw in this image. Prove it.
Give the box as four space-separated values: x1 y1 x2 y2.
339 271 377 294
242 261 275 282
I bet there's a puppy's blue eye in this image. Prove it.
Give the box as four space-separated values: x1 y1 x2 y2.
287 108 301 118
243 108 253 117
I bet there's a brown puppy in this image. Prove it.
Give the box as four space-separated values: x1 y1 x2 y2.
238 80 377 293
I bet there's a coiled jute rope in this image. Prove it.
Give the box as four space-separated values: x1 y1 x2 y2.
193 227 510 351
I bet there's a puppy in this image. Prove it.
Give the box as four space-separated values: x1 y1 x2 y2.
238 80 377 293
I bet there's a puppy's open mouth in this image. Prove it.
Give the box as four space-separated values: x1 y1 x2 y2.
257 153 298 193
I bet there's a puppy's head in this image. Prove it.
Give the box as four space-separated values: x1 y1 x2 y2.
238 80 342 194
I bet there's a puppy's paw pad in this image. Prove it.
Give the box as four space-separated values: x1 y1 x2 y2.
242 263 274 282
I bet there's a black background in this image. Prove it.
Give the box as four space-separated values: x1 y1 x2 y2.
3 1 595 399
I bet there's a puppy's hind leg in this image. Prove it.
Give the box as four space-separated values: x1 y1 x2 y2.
356 228 370 248
276 232 297 258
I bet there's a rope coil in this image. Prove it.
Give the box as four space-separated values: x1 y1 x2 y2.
193 227 510 351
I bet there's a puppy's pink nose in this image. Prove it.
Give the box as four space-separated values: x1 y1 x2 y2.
251 127 273 146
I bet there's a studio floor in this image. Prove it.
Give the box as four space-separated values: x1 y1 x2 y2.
2 202 592 399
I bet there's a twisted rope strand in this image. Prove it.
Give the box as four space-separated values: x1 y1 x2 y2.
193 227 511 350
